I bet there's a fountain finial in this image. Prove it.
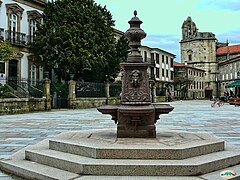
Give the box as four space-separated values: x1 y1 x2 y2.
134 10 137 17
125 10 146 63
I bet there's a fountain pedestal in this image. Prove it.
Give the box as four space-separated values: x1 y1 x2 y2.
98 11 173 138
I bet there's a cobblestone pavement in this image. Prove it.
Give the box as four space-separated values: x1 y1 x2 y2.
0 100 240 179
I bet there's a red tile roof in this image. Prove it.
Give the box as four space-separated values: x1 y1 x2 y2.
173 62 185 67
216 44 240 55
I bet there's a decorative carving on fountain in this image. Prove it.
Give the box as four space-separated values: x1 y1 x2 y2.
123 69 149 102
130 70 142 88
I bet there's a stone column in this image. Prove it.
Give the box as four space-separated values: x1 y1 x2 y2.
152 84 156 103
43 77 51 111
105 82 110 104
68 80 76 108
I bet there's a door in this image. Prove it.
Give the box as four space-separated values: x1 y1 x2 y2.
8 60 18 89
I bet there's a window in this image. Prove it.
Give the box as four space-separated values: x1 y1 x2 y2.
10 14 17 32
156 53 159 64
27 10 42 44
194 81 196 89
170 58 173 67
39 66 43 81
156 68 159 78
0 62 5 73
225 65 228 80
234 62 237 78
144 51 147 62
162 68 165 77
30 19 36 36
166 56 168 64
188 54 192 61
171 71 173 80
162 55 164 63
166 70 169 77
151 53 154 61
230 64 233 79
30 65 36 86
6 3 24 32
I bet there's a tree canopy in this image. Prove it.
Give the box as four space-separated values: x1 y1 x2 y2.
0 41 13 62
32 0 129 82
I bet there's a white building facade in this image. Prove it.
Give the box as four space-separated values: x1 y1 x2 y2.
140 45 175 99
0 0 45 86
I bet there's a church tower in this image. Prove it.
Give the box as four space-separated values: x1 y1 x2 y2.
180 17 218 98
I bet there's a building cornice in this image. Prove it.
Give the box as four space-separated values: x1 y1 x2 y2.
180 37 216 43
6 3 24 19
27 10 42 22
13 0 45 10
218 56 240 65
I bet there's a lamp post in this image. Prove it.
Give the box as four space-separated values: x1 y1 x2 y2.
214 72 219 98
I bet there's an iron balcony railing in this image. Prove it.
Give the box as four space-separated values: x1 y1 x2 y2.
5 30 26 45
26 35 35 45
4 30 35 45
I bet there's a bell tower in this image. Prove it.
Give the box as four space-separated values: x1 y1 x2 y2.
180 16 218 98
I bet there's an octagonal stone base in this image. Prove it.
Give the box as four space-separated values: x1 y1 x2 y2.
1 129 240 179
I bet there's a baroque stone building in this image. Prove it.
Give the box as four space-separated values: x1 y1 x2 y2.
180 17 219 98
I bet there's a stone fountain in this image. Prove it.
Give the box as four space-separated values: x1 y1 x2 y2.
98 10 174 138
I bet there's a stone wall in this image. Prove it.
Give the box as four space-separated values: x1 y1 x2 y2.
153 96 166 103
70 97 120 109
0 98 46 115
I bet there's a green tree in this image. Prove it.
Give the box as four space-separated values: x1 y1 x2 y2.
0 41 13 62
83 35 129 82
32 0 128 82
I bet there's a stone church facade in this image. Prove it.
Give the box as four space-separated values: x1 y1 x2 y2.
180 17 229 98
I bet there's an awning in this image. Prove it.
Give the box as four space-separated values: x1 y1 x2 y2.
225 80 240 88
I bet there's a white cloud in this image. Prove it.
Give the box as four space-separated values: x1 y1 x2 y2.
197 0 240 11
217 30 240 45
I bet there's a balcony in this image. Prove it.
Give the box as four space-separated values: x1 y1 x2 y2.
4 30 34 46
5 30 26 45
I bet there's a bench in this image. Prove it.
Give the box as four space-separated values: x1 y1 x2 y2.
229 98 240 105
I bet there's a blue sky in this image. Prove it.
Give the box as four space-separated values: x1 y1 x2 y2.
94 0 240 61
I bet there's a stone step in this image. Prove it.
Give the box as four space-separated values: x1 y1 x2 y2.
74 176 202 179
0 159 80 180
25 148 240 176
49 139 224 160
49 130 225 160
